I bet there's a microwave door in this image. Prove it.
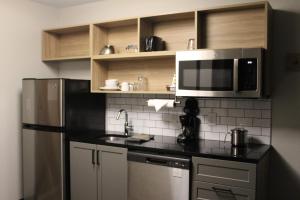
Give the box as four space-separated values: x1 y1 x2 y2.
236 58 261 98
177 59 235 97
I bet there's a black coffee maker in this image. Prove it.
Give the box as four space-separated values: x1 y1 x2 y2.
177 98 200 143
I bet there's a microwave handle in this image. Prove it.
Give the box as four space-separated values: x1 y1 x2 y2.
233 59 239 93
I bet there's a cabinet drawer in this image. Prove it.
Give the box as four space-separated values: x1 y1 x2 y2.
192 157 256 189
192 181 255 200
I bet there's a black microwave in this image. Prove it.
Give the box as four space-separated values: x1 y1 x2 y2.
176 48 267 98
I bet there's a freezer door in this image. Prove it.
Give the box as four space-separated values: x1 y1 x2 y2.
22 79 37 125
23 79 63 126
36 79 63 127
22 129 64 200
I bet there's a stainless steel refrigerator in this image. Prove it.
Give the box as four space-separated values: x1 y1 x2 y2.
22 78 105 200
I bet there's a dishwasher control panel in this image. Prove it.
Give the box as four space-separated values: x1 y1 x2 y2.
128 151 191 169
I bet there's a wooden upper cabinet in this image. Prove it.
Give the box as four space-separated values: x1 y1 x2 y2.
197 1 271 49
92 19 138 56
42 1 271 62
42 25 91 61
139 12 196 52
41 1 272 94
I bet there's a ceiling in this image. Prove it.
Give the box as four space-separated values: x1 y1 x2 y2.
31 0 105 7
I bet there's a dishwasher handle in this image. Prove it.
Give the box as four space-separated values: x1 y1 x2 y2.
128 151 190 169
145 157 169 166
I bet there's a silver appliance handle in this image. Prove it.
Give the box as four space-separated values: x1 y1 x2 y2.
128 151 190 169
233 58 239 94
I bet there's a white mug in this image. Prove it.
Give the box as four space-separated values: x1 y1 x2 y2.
105 79 118 88
121 82 129 91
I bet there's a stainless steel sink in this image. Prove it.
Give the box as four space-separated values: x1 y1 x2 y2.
97 134 128 142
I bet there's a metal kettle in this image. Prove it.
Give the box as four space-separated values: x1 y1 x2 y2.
225 128 248 147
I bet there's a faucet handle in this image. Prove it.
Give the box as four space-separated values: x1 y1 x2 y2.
126 124 133 130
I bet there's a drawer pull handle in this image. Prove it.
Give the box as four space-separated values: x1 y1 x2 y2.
212 187 236 200
96 150 100 165
92 150 95 165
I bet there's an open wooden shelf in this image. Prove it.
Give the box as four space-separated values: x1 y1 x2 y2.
42 1 272 94
42 25 90 61
92 51 176 61
92 19 138 55
91 58 175 93
42 55 90 62
139 12 196 52
92 90 175 94
197 1 270 49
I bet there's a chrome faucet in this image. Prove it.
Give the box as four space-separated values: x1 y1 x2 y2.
116 109 132 136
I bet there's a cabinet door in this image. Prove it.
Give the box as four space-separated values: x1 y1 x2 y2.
70 142 98 200
97 145 127 200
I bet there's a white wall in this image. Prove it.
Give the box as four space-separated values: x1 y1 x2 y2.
0 0 59 199
56 0 300 199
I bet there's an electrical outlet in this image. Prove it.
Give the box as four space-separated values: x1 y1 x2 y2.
287 53 300 71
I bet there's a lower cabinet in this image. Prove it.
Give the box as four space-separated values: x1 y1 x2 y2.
193 181 255 200
70 141 127 200
192 156 270 200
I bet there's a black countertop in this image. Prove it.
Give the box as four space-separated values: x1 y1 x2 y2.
68 131 271 164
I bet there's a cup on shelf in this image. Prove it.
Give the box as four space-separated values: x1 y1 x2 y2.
121 82 129 91
105 79 119 88
187 38 195 50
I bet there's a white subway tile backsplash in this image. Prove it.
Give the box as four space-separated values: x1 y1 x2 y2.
219 117 236 126
220 133 231 142
162 129 176 137
212 108 228 116
114 98 127 105
197 99 205 107
262 128 271 136
106 95 272 144
236 118 253 127
245 109 261 118
143 94 156 98
109 118 124 125
261 110 271 119
199 108 212 115
137 112 149 120
253 119 271 128
162 113 178 122
131 119 143 127
149 128 163 135
212 125 227 133
155 121 169 129
205 99 220 108
245 127 262 136
200 124 212 132
144 120 155 128
132 105 143 112
205 113 217 124
221 100 236 108
228 109 244 117
126 98 138 105
254 100 272 109
150 113 163 120
236 100 254 109
205 132 220 141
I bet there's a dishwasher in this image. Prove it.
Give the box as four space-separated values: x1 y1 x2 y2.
128 151 191 200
